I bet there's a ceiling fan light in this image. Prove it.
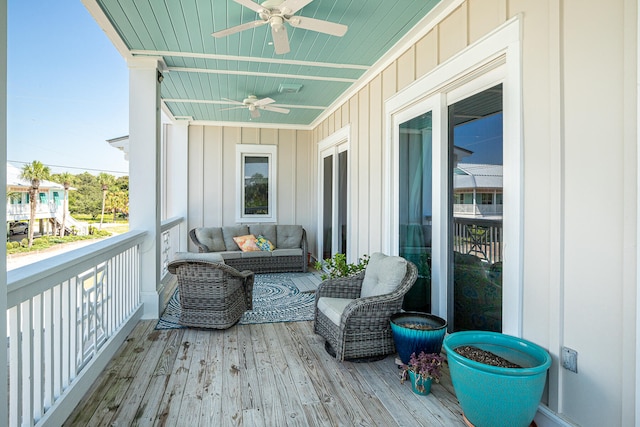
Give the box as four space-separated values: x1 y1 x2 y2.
270 16 285 32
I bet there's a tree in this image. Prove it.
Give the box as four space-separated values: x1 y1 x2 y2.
97 173 115 229
68 172 101 217
105 191 128 222
57 172 74 237
20 160 50 248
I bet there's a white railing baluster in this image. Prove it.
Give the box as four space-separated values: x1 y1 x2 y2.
69 277 77 381
9 305 21 427
23 300 33 426
33 294 42 422
43 288 53 410
61 280 70 390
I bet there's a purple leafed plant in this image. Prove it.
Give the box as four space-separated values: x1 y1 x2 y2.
400 351 446 392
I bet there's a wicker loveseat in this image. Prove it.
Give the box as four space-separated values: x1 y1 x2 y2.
167 259 254 329
189 224 308 273
314 252 418 361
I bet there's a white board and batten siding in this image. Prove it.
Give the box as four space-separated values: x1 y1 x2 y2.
187 125 317 254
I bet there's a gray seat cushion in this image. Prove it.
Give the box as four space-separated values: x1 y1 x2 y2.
173 251 225 263
222 225 249 251
317 297 353 326
272 248 303 257
276 225 303 249
241 251 272 258
219 251 242 260
360 252 407 298
194 227 226 252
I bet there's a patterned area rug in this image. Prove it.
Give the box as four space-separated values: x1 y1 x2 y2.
156 272 318 329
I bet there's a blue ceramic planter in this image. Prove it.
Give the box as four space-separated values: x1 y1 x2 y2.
390 312 447 364
443 331 551 427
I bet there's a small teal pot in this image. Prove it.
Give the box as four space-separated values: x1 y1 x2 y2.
443 331 551 427
390 312 447 364
407 370 432 395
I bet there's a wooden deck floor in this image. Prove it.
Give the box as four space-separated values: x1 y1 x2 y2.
64 319 466 426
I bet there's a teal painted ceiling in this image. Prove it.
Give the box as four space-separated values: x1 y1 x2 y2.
91 0 441 127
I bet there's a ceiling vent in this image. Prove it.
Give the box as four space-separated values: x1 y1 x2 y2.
278 83 303 94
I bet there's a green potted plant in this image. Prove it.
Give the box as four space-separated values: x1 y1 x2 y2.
314 253 369 280
399 351 445 395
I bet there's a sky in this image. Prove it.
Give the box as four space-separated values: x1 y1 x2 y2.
7 0 130 176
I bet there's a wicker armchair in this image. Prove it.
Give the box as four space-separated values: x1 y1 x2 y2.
314 254 418 361
167 259 254 329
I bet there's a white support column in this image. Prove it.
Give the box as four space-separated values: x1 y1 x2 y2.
0 0 8 420
165 120 189 252
128 57 162 319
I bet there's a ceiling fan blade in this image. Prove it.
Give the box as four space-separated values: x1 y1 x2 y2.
250 108 261 119
212 20 266 38
287 16 348 37
253 97 276 107
279 0 313 15
271 24 290 54
262 105 290 114
233 0 267 14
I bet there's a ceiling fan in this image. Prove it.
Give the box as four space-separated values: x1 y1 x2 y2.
212 0 348 54
221 95 290 118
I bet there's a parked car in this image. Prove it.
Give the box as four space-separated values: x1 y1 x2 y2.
9 222 28 235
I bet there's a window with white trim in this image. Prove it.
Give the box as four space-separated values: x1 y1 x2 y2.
236 145 277 222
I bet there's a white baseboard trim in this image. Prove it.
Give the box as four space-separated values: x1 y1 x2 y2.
535 404 578 427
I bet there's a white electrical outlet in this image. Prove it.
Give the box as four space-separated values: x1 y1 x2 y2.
561 347 578 373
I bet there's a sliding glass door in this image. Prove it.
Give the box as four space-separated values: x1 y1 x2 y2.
320 143 348 261
448 84 504 332
393 82 507 331
398 112 433 312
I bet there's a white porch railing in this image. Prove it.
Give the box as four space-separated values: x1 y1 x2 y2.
6 231 146 426
160 216 184 282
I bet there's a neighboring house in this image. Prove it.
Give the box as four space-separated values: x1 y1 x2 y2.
453 163 503 219
106 135 129 161
6 163 86 235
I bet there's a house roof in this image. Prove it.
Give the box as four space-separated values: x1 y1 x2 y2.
453 163 503 190
6 163 69 191
85 0 443 128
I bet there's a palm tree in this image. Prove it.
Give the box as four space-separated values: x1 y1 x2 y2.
20 161 51 248
57 172 73 237
97 173 115 229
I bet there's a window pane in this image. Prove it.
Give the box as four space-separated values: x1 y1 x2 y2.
399 111 433 313
338 151 348 254
449 84 503 332
322 155 333 259
243 156 269 215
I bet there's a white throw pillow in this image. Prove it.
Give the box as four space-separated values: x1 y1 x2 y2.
360 252 407 298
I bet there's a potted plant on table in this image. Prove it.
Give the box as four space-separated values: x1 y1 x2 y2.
400 351 445 396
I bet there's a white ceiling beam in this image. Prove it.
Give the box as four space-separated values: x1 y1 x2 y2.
163 98 326 110
131 50 369 70
166 67 357 83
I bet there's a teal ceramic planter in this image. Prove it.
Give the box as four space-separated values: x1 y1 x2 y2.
390 312 447 364
443 331 551 427
407 370 432 395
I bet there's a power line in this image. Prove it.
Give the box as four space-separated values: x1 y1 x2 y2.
8 160 128 175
